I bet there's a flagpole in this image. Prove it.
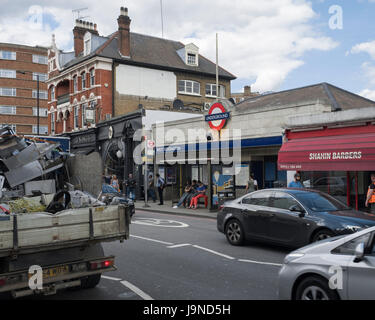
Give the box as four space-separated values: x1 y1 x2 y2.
160 0 164 38
216 33 219 101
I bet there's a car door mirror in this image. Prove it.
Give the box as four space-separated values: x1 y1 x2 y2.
289 204 305 217
354 242 365 263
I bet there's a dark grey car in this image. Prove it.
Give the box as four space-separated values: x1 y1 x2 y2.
217 188 375 248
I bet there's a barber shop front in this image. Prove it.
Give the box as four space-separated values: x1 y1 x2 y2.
278 108 375 212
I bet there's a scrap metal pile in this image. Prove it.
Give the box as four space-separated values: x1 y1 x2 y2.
0 126 66 198
0 126 132 216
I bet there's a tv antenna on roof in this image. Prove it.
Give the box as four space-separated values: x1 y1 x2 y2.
72 7 89 20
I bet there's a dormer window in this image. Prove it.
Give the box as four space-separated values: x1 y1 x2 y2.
177 43 199 67
187 53 197 66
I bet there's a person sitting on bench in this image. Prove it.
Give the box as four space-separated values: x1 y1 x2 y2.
185 180 198 208
173 182 192 208
189 182 207 209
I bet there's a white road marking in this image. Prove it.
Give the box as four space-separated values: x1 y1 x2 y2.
192 245 235 260
130 235 174 245
102 275 154 300
120 280 154 300
102 275 122 281
132 218 189 228
131 234 282 267
167 243 192 249
238 259 283 267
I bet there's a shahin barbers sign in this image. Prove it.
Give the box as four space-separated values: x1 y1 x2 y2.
309 151 362 160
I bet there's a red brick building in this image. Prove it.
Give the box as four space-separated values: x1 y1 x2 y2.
47 7 235 135
47 28 113 135
0 43 48 135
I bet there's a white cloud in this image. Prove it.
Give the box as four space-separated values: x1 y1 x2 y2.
351 41 375 59
359 89 375 101
351 41 375 101
361 62 375 86
358 63 375 101
0 0 338 92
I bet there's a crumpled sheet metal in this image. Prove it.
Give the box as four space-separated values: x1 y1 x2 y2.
2 144 40 170
4 160 44 188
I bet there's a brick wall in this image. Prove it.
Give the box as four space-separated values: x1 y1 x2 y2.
175 72 231 107
48 66 113 134
114 94 173 115
114 71 231 116
0 43 48 134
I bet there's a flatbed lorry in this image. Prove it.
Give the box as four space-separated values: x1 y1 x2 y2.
0 204 130 298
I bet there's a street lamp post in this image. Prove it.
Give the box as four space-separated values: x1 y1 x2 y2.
36 74 40 135
17 70 40 135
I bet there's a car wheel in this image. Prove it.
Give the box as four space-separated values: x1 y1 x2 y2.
295 276 339 300
225 219 245 246
312 229 334 243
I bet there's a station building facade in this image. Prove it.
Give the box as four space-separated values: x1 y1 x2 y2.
151 83 375 209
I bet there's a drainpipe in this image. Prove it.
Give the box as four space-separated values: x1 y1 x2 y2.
112 61 115 117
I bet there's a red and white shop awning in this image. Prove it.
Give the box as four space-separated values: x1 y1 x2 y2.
278 132 375 171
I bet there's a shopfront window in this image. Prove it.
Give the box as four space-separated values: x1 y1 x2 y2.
299 171 373 212
300 171 347 203
191 164 208 185
265 156 287 189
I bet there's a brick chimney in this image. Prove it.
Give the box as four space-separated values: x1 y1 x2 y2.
117 7 131 57
73 20 99 57
244 85 252 97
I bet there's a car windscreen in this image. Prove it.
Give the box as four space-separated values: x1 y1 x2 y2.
294 192 350 212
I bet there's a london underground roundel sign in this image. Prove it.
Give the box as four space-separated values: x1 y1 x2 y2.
205 103 230 131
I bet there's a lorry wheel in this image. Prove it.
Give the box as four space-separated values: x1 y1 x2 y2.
80 274 102 289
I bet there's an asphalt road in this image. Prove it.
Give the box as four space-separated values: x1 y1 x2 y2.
16 209 293 300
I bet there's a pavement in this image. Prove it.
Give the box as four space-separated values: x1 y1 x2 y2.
134 200 218 219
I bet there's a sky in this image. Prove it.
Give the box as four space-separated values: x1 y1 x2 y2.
1 0 375 99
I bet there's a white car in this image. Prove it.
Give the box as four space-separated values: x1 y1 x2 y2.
278 226 375 300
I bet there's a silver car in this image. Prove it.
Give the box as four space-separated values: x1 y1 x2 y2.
278 226 375 300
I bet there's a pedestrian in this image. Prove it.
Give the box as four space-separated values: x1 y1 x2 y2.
288 173 304 188
156 173 165 205
103 171 111 185
126 173 137 201
185 180 198 208
245 172 258 193
173 182 192 208
147 174 156 202
110 175 120 192
189 181 207 209
365 173 375 214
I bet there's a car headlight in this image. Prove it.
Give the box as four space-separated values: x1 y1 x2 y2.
343 225 363 232
283 252 305 265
